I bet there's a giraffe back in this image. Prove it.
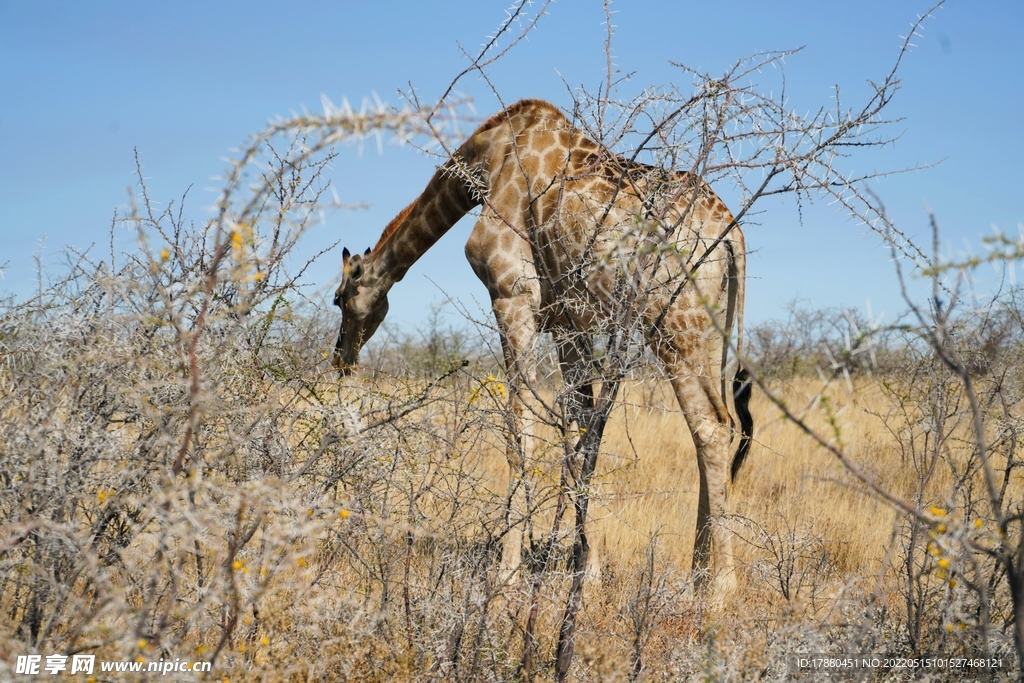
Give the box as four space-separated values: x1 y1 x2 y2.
456 100 744 340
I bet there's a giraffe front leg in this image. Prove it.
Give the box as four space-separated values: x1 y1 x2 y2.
556 330 604 582
501 467 527 583
491 294 540 584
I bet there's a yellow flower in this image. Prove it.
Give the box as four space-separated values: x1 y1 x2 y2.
938 558 949 569
260 637 270 646
297 557 307 567
233 560 243 571
945 624 954 632
929 506 946 517
340 509 350 519
138 639 147 649
160 249 169 261
470 376 507 403
949 579 958 588
937 524 947 533
974 518 983 529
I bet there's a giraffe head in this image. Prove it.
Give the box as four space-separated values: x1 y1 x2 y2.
332 247 389 375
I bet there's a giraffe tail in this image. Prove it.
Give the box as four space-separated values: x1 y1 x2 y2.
730 367 753 481
724 236 753 482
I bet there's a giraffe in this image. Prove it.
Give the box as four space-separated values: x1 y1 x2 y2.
333 99 753 599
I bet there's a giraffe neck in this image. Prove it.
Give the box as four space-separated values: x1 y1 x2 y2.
364 163 478 297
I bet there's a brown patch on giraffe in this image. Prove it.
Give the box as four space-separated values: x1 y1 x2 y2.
530 130 555 152
556 130 573 154
544 148 570 174
517 149 543 170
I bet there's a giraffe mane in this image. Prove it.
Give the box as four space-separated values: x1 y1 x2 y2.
371 199 418 253
474 98 565 133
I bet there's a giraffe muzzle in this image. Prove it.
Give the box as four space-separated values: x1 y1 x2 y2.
332 352 356 377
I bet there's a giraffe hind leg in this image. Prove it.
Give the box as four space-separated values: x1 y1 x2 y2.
661 353 737 601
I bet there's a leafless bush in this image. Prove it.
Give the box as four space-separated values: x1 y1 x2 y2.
747 302 899 381
735 514 836 607
737 208 1024 675
0 101 513 680
882 253 1024 665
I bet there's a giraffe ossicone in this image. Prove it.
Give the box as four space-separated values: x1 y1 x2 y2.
333 99 753 600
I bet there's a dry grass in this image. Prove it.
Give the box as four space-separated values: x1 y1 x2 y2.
462 374 976 583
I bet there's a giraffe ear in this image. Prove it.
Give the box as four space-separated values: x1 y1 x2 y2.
342 247 351 260
364 247 371 256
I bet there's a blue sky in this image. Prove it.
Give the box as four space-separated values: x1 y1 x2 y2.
2 1 1022 331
